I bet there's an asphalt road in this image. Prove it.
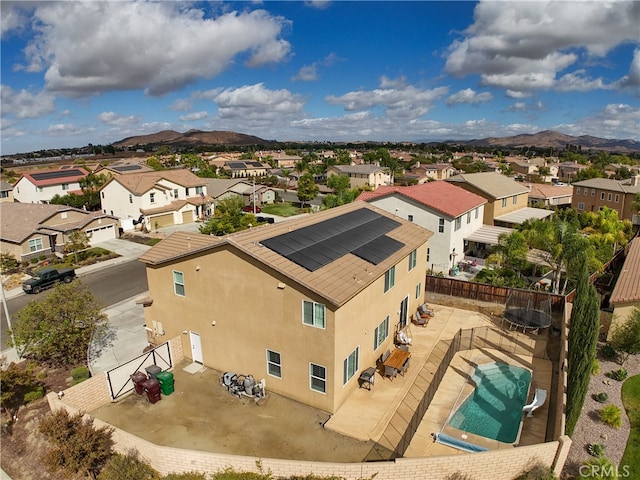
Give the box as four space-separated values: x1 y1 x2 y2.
1 259 148 350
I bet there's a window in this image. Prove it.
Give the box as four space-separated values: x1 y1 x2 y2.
62 183 69 191
28 237 43 252
502 198 507 208
578 202 585 210
266 350 281 378
343 347 359 385
426 248 430 262
174 189 179 198
407 214 413 222
466 212 471 224
310 363 326 393
129 194 133 204
415 282 422 299
375 317 389 350
438 218 444 233
512 195 517 205
475 207 479 219
584 189 589 196
615 194 619 203
576 187 581 194
101 192 105 199
0 191 7 199
384 266 395 293
454 217 461 231
303 301 325 328
600 192 605 200
196 186 203 195
607 193 612 201
408 250 417 271
173 270 185 296
150 192 155 203
591 189 595 196
185 188 190 196
36 186 44 193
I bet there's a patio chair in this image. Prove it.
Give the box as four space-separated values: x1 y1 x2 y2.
397 345 409 352
413 311 429 327
399 357 410 376
384 365 397 381
381 349 391 363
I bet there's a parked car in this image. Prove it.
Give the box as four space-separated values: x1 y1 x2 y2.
242 205 262 213
22 266 76 294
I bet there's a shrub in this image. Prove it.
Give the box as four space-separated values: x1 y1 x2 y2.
39 254 47 261
591 358 601 375
600 404 623 428
600 344 618 360
30 257 39 264
607 368 628 381
23 386 45 403
0 362 42 412
587 442 605 457
580 455 618 479
0 252 20 274
593 392 608 403
96 451 159 480
71 366 91 382
512 463 558 480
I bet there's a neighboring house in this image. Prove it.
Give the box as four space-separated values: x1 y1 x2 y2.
507 159 538 176
0 180 14 202
94 160 155 178
406 163 457 183
138 201 432 413
556 162 588 183
99 170 210 230
0 203 119 260
357 182 486 273
326 164 392 190
222 160 270 178
571 176 640 222
607 237 640 340
12 167 89 204
260 152 302 169
446 172 553 227
527 184 573 209
202 178 277 207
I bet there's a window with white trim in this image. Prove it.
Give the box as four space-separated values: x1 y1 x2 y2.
607 193 612 201
384 266 395 293
174 189 179 198
173 270 185 296
408 249 417 271
374 317 389 350
28 237 43 252
408 214 413 222
62 183 69 191
576 187 581 194
512 195 517 205
196 186 203 195
426 248 430 262
502 198 507 208
266 350 281 378
343 346 359 385
150 192 155 203
310 363 326 393
129 194 133 203
466 212 471 224
415 282 422 299
36 186 43 193
438 218 444 233
600 192 605 200
475 207 479 219
591 189 595 196
454 217 461 231
185 188 190 196
578 202 585 210
303 300 325 328
615 194 619 203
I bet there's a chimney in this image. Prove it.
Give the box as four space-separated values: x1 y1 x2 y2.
630 175 640 187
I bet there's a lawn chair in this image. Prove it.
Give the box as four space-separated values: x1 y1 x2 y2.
399 357 410 377
384 365 397 381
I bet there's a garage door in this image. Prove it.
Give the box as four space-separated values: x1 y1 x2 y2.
181 210 194 223
153 213 174 228
86 225 116 244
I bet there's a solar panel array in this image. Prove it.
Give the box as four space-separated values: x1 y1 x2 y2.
228 162 246 169
31 169 85 181
113 165 143 172
261 208 404 271
248 161 263 167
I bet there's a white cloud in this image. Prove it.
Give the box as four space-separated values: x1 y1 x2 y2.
22 2 291 96
47 123 82 135
554 103 640 139
180 111 208 122
1 3 32 39
97 111 140 128
555 70 608 92
211 83 305 123
616 48 640 91
292 65 318 82
445 0 639 94
170 99 194 112
447 88 493 105
0 85 56 119
305 1 331 10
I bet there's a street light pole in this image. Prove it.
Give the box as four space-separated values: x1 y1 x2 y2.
0 268 21 359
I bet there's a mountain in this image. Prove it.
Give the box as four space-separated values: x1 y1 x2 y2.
444 130 640 153
113 129 273 148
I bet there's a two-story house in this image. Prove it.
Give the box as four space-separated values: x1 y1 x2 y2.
446 172 553 227
556 162 588 183
527 184 573 209
357 182 485 273
0 180 14 202
202 178 277 208
326 164 393 190
138 201 431 414
0 203 119 260
222 160 270 178
99 170 210 230
607 237 640 340
571 176 640 222
12 167 89 204
405 163 457 183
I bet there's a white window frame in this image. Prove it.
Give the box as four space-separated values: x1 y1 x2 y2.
343 346 360 385
577 202 585 210
384 266 395 293
576 187 581 194
28 237 44 252
310 363 326 394
302 300 326 329
196 186 203 195
502 198 507 208
150 192 156 203
62 183 69 191
415 282 422 299
374 317 389 350
174 188 179 198
607 193 612 201
408 214 413 222
475 207 479 219
426 248 430 262
454 217 461 231
615 194 619 203
173 270 185 296
266 350 281 378
466 212 471 224
408 249 417 271
438 218 444 233
512 195 517 205
129 194 133 204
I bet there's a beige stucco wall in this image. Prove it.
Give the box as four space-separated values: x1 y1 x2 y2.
608 302 638 341
143 244 426 414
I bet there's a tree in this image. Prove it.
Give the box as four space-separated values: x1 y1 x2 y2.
609 308 640 365
66 229 92 265
487 231 529 276
296 173 319 208
10 281 108 366
566 260 601 437
97 451 159 480
198 196 255 236
39 409 114 479
0 252 20 274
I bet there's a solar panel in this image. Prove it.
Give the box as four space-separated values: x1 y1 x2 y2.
228 162 246 169
248 161 263 167
261 208 404 271
113 165 142 171
31 169 85 181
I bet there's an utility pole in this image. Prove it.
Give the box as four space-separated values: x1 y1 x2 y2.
0 268 20 359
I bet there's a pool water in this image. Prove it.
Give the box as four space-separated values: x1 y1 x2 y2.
448 362 532 444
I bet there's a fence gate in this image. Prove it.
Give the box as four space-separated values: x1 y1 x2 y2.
106 342 172 400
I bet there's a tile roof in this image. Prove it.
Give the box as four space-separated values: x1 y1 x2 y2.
446 172 530 199
103 170 206 195
610 238 640 305
356 181 486 218
202 179 252 198
139 201 432 307
0 180 13 191
572 177 640 194
527 184 574 199
18 167 89 187
330 164 389 174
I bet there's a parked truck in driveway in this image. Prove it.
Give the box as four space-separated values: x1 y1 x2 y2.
22 266 76 294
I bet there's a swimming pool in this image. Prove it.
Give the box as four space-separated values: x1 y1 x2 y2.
448 362 531 444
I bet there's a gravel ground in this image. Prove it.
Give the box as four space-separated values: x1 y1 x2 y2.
562 345 639 478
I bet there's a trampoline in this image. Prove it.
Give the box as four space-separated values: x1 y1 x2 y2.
501 292 552 334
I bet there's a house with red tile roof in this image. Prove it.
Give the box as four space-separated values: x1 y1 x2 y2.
357 181 486 273
13 167 89 204
527 184 573 209
607 237 640 340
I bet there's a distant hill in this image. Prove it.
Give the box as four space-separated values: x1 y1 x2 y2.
442 130 640 153
113 129 273 148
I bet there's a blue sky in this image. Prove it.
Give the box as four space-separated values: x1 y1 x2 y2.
1 1 639 155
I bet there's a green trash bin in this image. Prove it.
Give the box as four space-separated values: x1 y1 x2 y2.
156 371 175 396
